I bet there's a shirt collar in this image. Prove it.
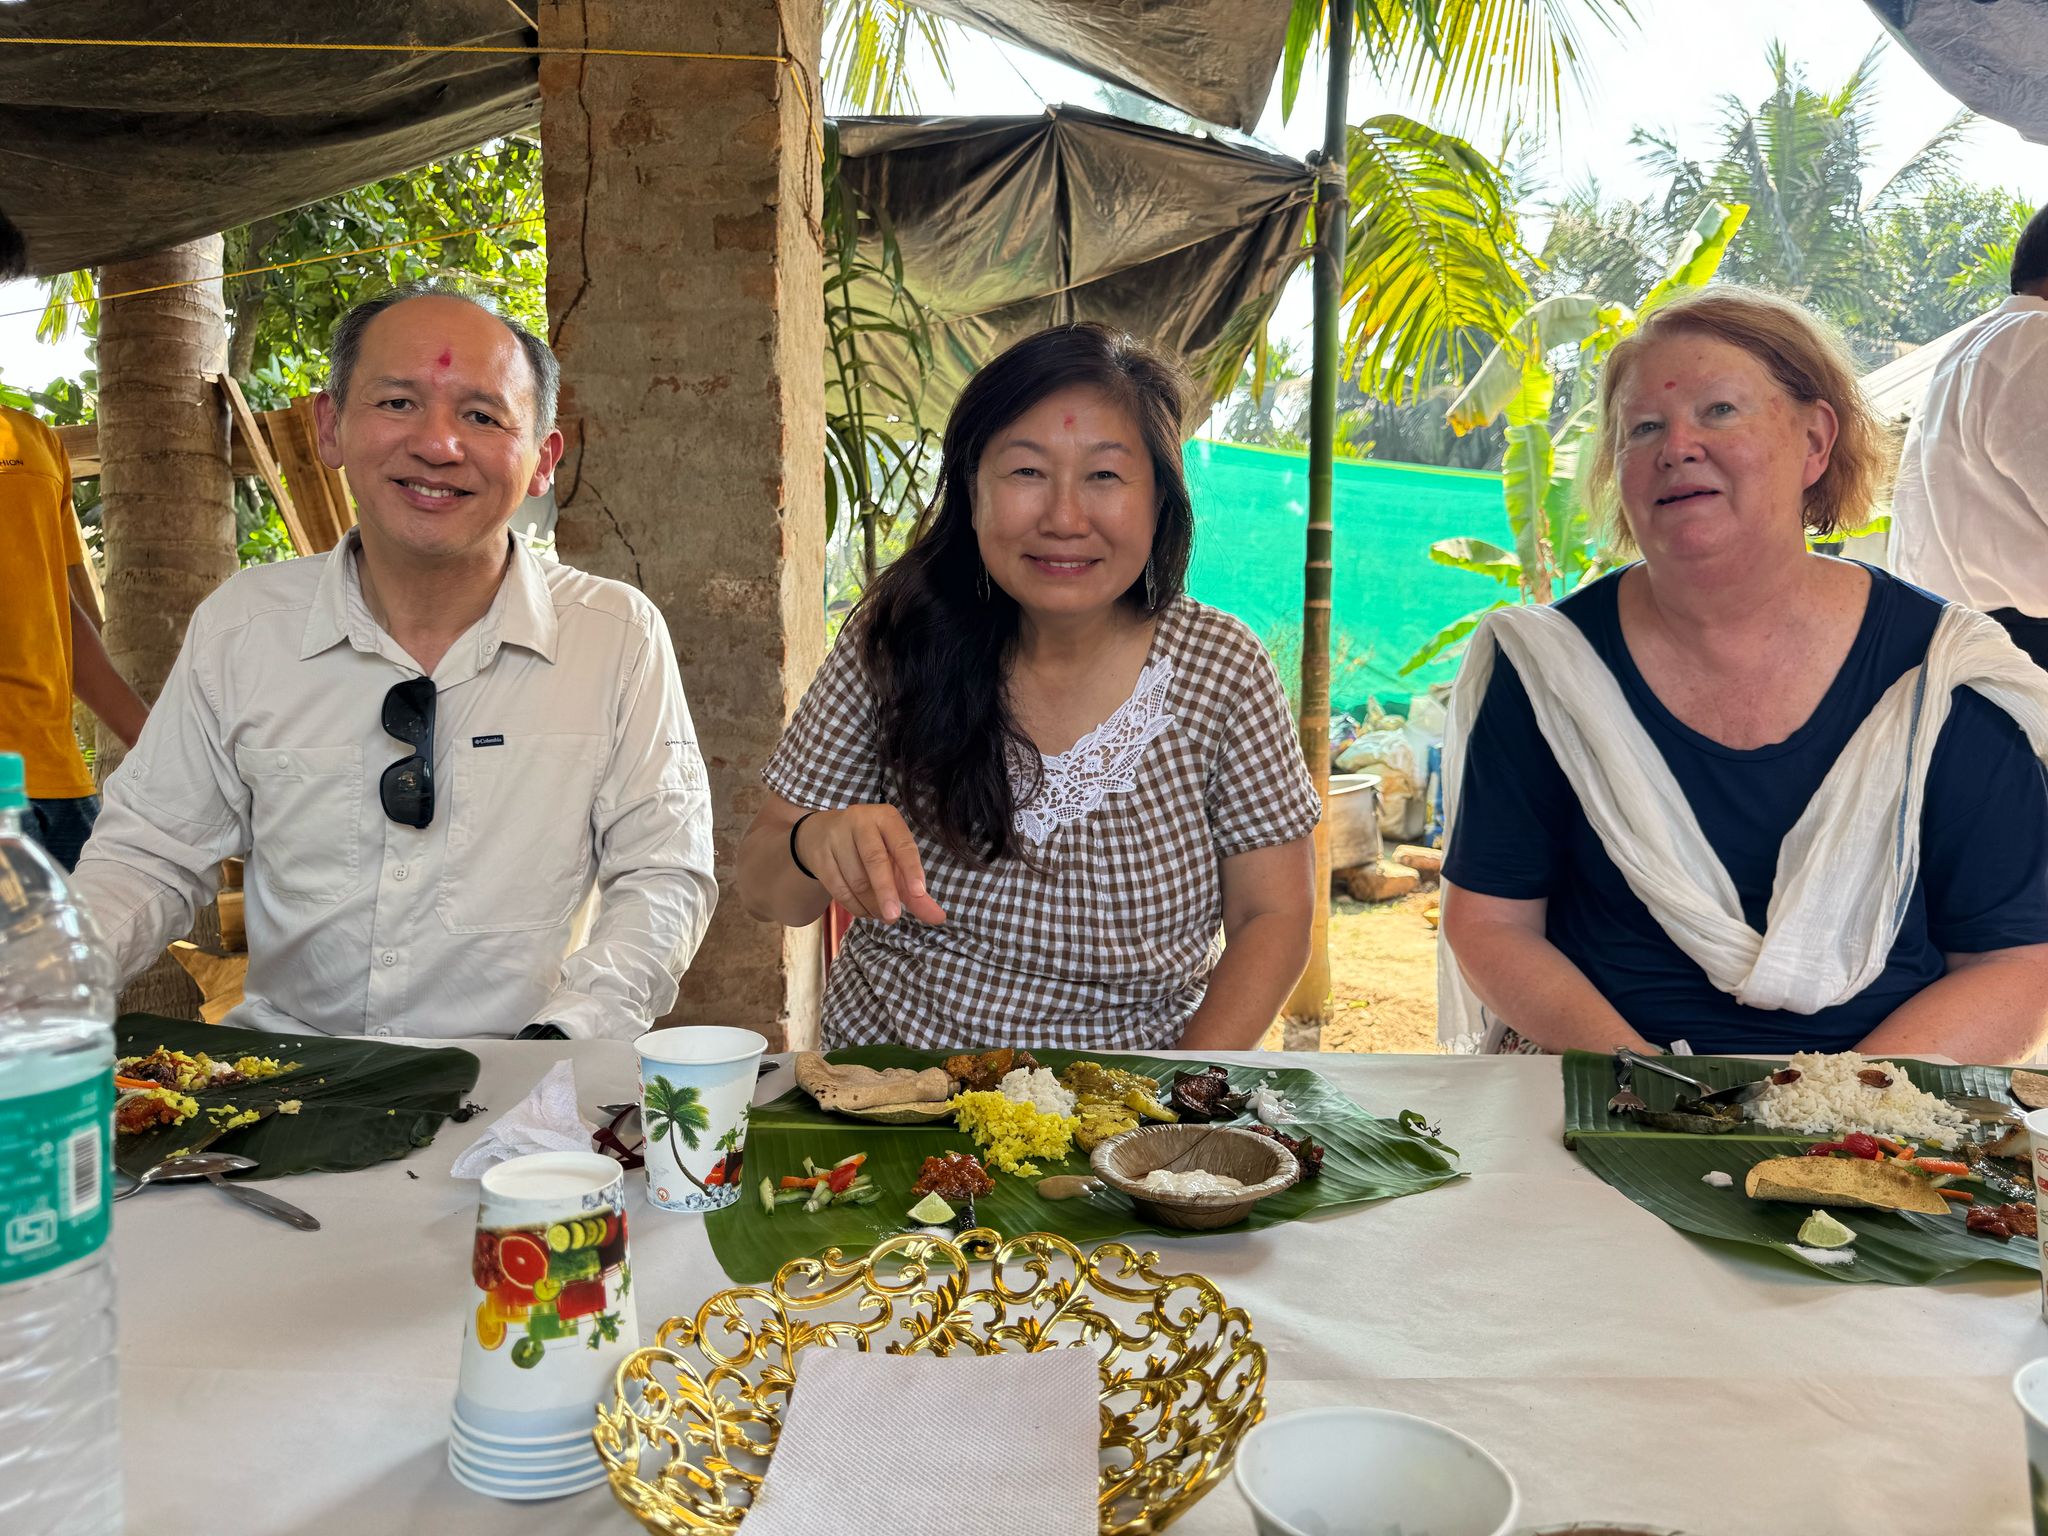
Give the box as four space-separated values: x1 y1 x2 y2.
298 531 361 659
491 535 559 664
297 529 559 666
1997 293 2048 318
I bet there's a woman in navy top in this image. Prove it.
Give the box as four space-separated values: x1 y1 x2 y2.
1441 287 2048 1060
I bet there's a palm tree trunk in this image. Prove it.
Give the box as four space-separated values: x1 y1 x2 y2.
95 236 234 777
1280 2 1353 1048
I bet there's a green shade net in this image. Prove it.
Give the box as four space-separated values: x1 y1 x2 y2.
1182 439 1511 716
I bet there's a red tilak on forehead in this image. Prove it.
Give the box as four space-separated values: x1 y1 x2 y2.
1062 414 1076 427
1663 380 1676 390
436 349 453 369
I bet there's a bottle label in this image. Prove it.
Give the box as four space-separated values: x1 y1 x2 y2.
0 1074 113 1284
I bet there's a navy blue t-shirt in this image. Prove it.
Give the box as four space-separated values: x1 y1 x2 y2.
1443 563 2048 1054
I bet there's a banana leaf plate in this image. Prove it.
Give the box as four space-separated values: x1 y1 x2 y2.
113 1013 480 1181
1561 1048 2036 1284
706 1046 1464 1284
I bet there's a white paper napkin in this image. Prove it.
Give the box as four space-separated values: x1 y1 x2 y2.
738 1347 1100 1536
448 1060 597 1178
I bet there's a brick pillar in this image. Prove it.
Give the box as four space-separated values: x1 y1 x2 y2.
541 0 827 1048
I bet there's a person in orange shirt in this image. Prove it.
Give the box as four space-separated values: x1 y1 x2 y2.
0 402 148 869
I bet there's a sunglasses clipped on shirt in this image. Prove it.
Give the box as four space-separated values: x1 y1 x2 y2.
381 677 437 828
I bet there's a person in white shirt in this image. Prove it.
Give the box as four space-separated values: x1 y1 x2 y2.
71 283 718 1040
1892 204 2048 666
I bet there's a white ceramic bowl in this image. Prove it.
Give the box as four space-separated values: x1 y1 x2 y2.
1234 1406 1520 1536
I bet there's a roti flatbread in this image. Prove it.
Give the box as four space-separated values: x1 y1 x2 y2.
795 1053 954 1114
2011 1070 2048 1111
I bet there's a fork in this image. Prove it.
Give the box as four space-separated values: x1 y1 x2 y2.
1606 1053 1646 1116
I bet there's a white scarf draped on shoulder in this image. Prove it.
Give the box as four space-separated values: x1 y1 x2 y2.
1436 597 2048 1053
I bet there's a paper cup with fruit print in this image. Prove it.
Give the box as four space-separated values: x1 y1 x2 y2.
453 1150 639 1461
633 1026 769 1213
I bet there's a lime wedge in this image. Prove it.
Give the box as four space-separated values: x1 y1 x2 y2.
1797 1209 1857 1249
906 1192 957 1226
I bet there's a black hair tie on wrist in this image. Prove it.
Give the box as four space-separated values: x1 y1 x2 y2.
789 810 821 881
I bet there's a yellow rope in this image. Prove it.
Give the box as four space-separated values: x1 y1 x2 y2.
0 36 783 62
0 216 547 322
0 31 831 315
0 35 826 158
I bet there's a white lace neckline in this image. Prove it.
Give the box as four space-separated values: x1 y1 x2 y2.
1011 659 1177 845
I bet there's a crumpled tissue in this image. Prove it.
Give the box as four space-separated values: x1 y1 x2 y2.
449 1059 597 1178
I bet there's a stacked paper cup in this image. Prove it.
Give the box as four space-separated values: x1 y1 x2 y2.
450 1151 639 1499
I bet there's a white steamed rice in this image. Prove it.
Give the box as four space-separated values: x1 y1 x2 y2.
1745 1051 1970 1148
999 1066 1077 1117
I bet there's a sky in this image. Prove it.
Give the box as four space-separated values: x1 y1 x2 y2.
4 0 2046 393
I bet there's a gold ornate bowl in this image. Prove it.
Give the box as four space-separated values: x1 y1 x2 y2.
595 1227 1267 1534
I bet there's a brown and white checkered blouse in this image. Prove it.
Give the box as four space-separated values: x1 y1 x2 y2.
762 598 1321 1050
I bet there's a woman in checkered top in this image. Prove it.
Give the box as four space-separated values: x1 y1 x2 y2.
737 323 1320 1050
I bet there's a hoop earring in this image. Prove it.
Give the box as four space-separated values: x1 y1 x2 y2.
978 564 991 602
1144 558 1157 610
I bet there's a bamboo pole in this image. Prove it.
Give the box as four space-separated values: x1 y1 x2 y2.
1279 1 1352 1048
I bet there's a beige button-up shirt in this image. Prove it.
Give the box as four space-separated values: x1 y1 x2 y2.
1892 294 2048 614
72 533 716 1040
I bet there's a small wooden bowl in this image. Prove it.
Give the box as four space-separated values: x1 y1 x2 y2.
1090 1124 1297 1230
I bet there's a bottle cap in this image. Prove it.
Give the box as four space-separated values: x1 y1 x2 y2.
0 752 24 812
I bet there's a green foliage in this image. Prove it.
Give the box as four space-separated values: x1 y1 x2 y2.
824 0 955 113
1281 0 1638 125
36 139 544 410
1851 180 2035 351
822 122 940 593
225 137 545 408
1632 40 1974 361
1340 114 1530 401
1530 182 1672 307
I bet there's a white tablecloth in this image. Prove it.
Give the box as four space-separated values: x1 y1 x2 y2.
118 1044 2048 1534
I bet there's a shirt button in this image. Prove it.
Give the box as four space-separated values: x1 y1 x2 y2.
275 755 289 770
381 951 397 967
393 864 409 881
370 1026 391 1038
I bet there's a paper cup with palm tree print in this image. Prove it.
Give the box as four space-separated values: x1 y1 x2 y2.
632 1027 769 1212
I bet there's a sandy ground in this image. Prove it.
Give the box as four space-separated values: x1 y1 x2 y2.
1259 891 1444 1054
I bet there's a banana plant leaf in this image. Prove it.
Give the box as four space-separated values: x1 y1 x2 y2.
1561 1049 2014 1145
1561 1049 2033 1284
706 1047 1464 1284
112 1014 480 1181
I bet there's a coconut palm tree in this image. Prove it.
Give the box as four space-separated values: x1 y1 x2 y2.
1633 41 1970 331
643 1077 715 1194
94 238 235 777
643 1077 711 1149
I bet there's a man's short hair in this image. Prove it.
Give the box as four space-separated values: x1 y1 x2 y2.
2012 205 2048 295
327 280 559 442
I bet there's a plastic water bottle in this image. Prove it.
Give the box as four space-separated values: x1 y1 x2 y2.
0 752 120 1534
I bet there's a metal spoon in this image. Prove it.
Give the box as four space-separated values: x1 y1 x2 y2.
113 1151 320 1231
1615 1049 1794 1109
112 1150 256 1202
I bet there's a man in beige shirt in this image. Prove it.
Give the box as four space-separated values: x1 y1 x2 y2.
72 283 716 1039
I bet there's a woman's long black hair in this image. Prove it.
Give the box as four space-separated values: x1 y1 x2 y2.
854 322 1197 866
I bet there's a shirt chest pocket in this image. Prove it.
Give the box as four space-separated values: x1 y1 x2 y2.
438 732 605 933
233 743 364 905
